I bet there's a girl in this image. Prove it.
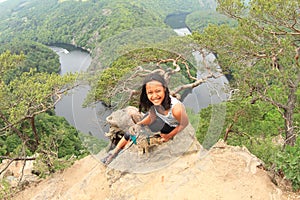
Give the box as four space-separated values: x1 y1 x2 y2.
103 73 189 165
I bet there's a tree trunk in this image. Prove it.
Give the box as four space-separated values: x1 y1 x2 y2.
284 80 297 146
284 109 295 146
30 116 39 149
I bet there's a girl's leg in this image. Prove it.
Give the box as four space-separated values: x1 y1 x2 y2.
104 134 131 165
114 136 129 152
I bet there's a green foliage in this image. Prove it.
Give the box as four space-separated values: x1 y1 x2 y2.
196 97 300 188
0 50 88 179
2 69 76 125
186 10 237 32
87 47 197 107
99 1 165 41
275 137 300 191
141 0 207 15
33 113 89 176
0 112 90 176
0 0 169 49
4 134 22 155
0 0 216 51
196 100 284 165
0 41 61 83
196 106 212 144
192 0 299 186
33 152 76 178
36 113 88 158
79 133 108 155
0 179 11 200
0 50 24 77
195 102 227 149
91 27 177 71
228 132 281 167
0 26 89 197
0 138 8 157
185 107 199 131
247 137 280 167
93 59 136 105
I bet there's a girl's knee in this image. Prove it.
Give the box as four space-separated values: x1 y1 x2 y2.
124 132 131 141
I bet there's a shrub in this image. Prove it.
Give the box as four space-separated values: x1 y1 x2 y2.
275 136 300 191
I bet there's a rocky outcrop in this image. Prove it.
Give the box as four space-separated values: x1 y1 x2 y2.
10 107 298 200
101 122 200 173
13 139 290 200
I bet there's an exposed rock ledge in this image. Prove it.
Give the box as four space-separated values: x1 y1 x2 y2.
13 136 293 200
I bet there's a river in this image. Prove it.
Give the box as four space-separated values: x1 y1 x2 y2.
50 46 111 140
168 14 229 113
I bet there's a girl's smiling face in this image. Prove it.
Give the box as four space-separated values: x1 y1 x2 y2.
145 80 166 106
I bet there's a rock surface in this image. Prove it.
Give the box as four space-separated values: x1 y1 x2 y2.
13 139 299 200
7 106 300 200
105 123 199 173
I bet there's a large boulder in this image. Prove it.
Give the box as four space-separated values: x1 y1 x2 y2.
104 106 143 150
99 106 201 173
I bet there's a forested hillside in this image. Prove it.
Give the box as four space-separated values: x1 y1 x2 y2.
0 0 215 50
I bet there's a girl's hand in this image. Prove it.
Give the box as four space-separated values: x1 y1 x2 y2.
128 124 141 135
160 133 171 142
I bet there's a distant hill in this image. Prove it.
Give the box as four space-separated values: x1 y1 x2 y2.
0 0 217 50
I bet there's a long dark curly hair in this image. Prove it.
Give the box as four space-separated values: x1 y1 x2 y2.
139 73 171 112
